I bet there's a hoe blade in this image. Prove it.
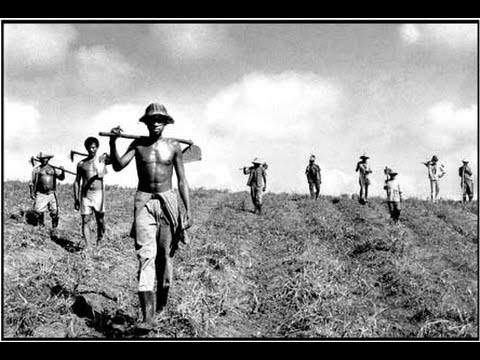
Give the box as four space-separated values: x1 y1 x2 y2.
182 144 202 163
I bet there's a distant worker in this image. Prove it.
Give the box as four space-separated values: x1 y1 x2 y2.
459 159 474 203
355 153 372 205
243 158 267 214
305 155 322 200
74 137 110 249
424 155 446 203
383 168 403 224
29 152 65 228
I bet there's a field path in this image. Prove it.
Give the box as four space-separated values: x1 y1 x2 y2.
172 192 321 337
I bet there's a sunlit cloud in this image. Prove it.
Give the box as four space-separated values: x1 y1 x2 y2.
4 98 40 148
400 24 420 44
3 99 42 181
198 71 343 194
399 24 477 50
205 71 340 140
423 102 477 149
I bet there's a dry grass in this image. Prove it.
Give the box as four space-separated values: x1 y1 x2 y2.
2 181 478 339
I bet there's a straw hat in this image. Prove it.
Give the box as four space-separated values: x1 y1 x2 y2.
37 152 54 159
139 103 174 124
252 157 263 164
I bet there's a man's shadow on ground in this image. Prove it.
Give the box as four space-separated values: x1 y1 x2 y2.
50 230 84 253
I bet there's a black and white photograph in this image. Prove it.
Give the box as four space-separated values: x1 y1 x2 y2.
1 19 478 340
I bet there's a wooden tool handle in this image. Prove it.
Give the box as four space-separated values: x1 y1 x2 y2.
99 132 193 145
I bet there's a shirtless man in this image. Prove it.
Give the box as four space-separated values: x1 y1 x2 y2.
74 137 110 248
29 152 65 228
108 103 193 327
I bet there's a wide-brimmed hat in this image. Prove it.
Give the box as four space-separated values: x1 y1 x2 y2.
37 152 54 159
431 155 438 162
462 159 469 163
252 157 263 164
360 153 369 159
139 103 174 124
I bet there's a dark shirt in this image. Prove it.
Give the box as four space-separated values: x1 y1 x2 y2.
305 163 321 183
458 165 473 181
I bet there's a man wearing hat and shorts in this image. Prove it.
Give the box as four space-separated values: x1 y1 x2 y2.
29 152 65 227
305 154 322 200
458 159 474 203
383 168 403 224
108 103 192 328
355 153 372 204
426 155 446 203
74 137 110 248
243 158 267 214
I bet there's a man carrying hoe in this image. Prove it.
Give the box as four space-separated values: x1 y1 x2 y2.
29 152 65 228
74 137 110 249
425 155 446 203
108 103 193 328
243 157 267 214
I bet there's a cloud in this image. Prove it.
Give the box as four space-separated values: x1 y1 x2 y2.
400 24 421 44
3 99 42 181
322 167 357 196
4 24 78 74
74 46 136 95
149 24 235 60
4 98 41 147
205 72 340 141
422 102 477 149
399 24 477 50
196 72 343 194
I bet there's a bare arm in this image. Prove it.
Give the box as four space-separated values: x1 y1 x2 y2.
173 142 193 228
29 168 37 199
73 163 82 210
55 167 66 181
109 137 136 172
263 169 267 191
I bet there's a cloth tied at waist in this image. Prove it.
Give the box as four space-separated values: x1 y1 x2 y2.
130 190 189 247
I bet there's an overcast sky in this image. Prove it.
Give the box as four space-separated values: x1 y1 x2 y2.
2 21 478 199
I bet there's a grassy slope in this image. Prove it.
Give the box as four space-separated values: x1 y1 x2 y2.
2 181 478 339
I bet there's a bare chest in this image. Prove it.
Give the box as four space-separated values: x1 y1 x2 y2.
136 142 174 165
38 167 55 179
79 160 96 176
